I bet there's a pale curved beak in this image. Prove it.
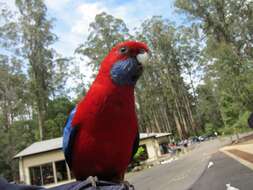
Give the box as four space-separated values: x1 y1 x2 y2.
137 52 149 65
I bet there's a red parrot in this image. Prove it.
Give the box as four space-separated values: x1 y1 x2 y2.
63 41 149 182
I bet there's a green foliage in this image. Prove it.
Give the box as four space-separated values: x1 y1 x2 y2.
0 120 36 180
76 12 130 72
133 147 145 161
232 111 251 130
0 1 73 181
44 97 75 139
176 0 253 137
204 123 216 135
15 0 71 140
217 110 251 136
196 78 224 131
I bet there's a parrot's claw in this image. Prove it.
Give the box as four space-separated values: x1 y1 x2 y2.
86 176 98 187
121 180 135 190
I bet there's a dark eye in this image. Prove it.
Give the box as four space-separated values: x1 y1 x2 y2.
139 49 145 54
119 47 128 54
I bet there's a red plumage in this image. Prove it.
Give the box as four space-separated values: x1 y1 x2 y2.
70 41 149 181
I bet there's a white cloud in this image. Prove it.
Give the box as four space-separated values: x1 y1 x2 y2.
70 0 174 38
54 31 81 56
71 2 107 36
44 0 71 11
0 0 18 13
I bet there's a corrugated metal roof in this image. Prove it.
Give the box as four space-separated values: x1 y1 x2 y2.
14 137 63 158
139 133 171 139
14 133 171 158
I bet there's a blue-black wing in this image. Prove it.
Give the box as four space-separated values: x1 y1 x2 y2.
63 107 79 169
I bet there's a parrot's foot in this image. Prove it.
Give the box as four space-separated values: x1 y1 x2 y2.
86 176 98 187
121 180 135 190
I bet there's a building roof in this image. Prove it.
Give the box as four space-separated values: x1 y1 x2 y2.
139 133 171 139
14 132 171 159
14 137 63 159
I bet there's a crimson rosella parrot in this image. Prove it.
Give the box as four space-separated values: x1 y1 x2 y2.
63 41 149 182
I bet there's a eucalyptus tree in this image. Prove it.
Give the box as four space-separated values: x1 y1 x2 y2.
135 16 198 139
175 0 253 130
15 0 66 140
0 3 37 179
76 12 131 72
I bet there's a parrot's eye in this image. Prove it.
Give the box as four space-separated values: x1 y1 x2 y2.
139 49 145 54
119 47 128 54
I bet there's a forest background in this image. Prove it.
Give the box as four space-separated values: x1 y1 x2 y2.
0 0 252 181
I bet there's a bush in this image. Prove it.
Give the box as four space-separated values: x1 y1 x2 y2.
232 111 251 130
219 126 234 135
204 123 216 135
218 111 252 135
133 147 146 161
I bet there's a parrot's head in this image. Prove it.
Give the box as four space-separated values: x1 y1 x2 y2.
99 41 149 86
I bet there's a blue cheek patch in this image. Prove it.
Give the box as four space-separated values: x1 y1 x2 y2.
110 58 140 86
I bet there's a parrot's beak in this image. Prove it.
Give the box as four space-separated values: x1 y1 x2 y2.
137 52 149 65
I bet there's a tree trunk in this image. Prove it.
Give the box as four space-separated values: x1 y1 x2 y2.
173 111 183 140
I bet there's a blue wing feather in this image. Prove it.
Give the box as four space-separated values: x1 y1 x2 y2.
63 107 79 168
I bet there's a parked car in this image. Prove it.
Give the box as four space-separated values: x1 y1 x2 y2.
198 136 205 141
189 136 200 143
